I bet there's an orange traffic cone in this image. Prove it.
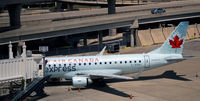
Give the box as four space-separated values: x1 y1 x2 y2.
129 94 133 99
4 98 8 101
78 88 80 92
25 97 29 101
68 87 71 91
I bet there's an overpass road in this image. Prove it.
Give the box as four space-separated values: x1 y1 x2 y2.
0 3 200 45
0 0 53 7
1 0 200 26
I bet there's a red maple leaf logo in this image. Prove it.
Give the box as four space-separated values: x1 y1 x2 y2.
169 35 183 48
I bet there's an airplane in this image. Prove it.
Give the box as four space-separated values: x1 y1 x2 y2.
45 21 189 88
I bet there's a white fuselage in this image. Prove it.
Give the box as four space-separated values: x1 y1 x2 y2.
45 53 182 79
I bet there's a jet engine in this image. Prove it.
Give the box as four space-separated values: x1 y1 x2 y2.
72 76 92 88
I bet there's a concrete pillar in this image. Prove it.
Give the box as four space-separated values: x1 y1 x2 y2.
7 4 21 28
123 32 130 47
130 28 140 47
22 42 26 58
72 41 78 48
67 3 74 11
98 31 103 49
55 1 62 9
55 1 63 11
107 0 116 14
0 7 4 13
137 0 140 4
83 34 88 47
130 29 135 47
8 41 13 59
129 19 140 47
107 0 116 36
109 29 117 36
122 32 127 46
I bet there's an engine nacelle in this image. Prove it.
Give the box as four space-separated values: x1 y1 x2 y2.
72 76 92 88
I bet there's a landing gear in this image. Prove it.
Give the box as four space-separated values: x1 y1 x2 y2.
92 78 106 87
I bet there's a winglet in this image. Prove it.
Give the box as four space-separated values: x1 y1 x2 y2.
97 46 107 56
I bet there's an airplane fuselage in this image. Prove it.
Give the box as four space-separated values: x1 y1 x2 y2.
45 53 182 79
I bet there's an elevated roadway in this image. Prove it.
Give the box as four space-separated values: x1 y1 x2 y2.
0 0 53 7
1 0 200 25
0 4 199 45
59 0 139 6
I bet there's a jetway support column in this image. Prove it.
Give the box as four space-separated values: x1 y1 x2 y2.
7 4 21 28
107 0 116 36
98 31 103 50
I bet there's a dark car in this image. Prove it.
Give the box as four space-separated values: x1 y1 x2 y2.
151 8 166 14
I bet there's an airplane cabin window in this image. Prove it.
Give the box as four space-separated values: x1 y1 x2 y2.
125 61 127 63
95 62 97 65
139 60 141 63
59 64 61 66
129 61 132 63
120 61 122 64
115 61 117 64
39 65 42 70
54 64 56 67
100 62 102 64
64 64 66 66
109 62 112 64
79 63 81 65
134 61 136 63
105 62 107 64
74 63 76 65
89 63 91 65
84 63 86 65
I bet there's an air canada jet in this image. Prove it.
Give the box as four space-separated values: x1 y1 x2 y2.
45 21 189 88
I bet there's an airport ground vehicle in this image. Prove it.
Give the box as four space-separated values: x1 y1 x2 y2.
107 43 120 53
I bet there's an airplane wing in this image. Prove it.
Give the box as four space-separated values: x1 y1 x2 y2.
89 74 133 80
71 69 133 80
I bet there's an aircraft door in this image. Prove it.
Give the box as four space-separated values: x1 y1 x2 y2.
144 55 150 68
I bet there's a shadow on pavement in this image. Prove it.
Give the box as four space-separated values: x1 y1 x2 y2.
42 70 191 99
105 70 191 84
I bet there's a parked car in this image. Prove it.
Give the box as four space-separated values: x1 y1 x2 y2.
151 8 166 14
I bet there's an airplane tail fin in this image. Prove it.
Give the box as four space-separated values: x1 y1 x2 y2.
149 21 189 54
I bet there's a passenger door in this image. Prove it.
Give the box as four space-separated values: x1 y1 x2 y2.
144 55 150 68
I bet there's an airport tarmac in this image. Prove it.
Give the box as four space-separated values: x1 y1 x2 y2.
31 39 200 101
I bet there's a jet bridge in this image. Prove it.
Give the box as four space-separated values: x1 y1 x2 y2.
0 42 45 99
